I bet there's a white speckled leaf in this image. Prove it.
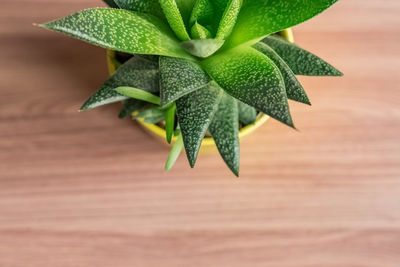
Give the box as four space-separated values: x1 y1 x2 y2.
237 101 257 125
159 56 211 106
159 0 191 41
261 35 343 76
175 0 196 25
189 0 214 27
176 82 223 167
114 0 164 18
202 46 294 127
42 8 191 59
81 56 159 110
216 0 242 40
225 0 338 48
209 93 239 176
254 42 311 105
181 38 225 58
190 22 212 39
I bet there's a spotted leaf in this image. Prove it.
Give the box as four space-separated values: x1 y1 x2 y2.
226 0 338 48
41 8 191 59
254 42 310 105
176 83 223 167
81 56 159 110
159 56 211 106
190 22 212 39
216 0 242 40
175 0 196 25
209 93 240 176
189 0 214 28
261 35 343 76
202 46 294 127
159 0 191 41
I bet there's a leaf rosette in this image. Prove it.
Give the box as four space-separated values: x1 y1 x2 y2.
40 0 342 176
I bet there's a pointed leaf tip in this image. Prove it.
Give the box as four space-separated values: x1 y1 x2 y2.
40 8 191 60
216 0 243 40
165 132 184 171
159 56 211 106
209 93 240 176
176 83 223 167
262 36 343 77
254 42 311 106
202 46 295 128
190 22 212 39
80 56 159 111
159 0 191 41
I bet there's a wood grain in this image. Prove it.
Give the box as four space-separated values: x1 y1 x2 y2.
1 0 400 266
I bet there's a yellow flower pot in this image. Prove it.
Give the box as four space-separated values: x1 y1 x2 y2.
107 29 294 152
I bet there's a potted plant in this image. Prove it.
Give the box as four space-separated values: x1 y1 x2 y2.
39 0 342 176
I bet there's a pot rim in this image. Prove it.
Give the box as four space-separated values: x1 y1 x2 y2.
107 29 294 146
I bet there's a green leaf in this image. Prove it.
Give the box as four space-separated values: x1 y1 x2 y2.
212 0 231 23
238 101 257 125
209 93 240 176
114 0 164 18
115 87 161 105
159 56 211 106
118 99 147 119
181 38 225 58
261 36 343 76
165 131 184 171
41 8 191 59
190 0 228 32
165 104 176 143
190 0 214 27
136 107 165 124
190 22 212 39
225 0 338 48
103 0 119 8
216 0 242 40
254 42 310 105
159 0 191 41
81 56 159 110
176 82 223 167
202 46 294 127
175 0 196 24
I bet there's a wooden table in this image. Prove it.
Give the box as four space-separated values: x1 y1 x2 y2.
1 1 400 266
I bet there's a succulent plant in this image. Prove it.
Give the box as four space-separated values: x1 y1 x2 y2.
40 0 342 176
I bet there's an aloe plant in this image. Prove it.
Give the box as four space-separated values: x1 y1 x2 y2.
40 0 342 176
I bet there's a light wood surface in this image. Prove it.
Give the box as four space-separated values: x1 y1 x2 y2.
1 1 400 266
